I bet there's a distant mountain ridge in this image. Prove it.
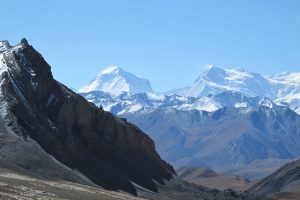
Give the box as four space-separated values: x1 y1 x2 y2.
171 66 300 113
78 62 300 183
81 90 282 115
80 66 300 114
122 104 300 180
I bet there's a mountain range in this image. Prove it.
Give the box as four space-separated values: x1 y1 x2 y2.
79 65 300 181
122 104 300 180
80 66 300 115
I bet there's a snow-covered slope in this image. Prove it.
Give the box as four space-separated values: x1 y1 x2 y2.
81 91 196 115
267 72 300 114
79 65 300 114
185 66 275 98
164 66 300 113
78 66 153 96
80 90 277 115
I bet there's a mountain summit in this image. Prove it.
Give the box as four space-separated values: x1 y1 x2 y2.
79 66 153 96
185 66 273 98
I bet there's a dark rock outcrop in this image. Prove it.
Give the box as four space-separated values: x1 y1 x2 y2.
0 40 174 195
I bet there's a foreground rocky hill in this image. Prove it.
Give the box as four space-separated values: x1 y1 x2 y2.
0 39 174 195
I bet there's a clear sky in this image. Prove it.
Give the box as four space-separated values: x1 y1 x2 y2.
1 0 300 92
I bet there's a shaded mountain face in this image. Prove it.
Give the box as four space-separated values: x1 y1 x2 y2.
0 40 174 195
122 105 300 179
248 159 300 198
78 66 153 96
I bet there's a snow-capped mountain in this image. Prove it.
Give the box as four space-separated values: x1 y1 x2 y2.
78 66 153 96
267 72 300 114
167 66 300 113
81 91 195 115
181 66 274 98
81 90 279 115
79 65 300 115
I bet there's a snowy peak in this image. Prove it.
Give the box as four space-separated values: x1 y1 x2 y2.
267 71 300 113
0 41 11 52
100 65 121 74
258 97 276 109
0 39 30 77
79 66 153 96
80 65 300 114
186 66 274 98
198 65 228 83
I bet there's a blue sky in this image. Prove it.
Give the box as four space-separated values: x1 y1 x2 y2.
1 0 300 92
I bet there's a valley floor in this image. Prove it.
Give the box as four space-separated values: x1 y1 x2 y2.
0 167 143 200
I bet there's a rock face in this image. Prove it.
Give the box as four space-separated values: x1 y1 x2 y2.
0 40 174 195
